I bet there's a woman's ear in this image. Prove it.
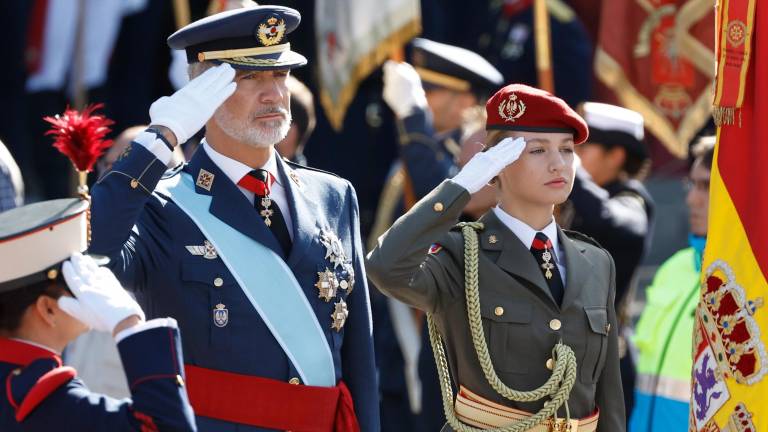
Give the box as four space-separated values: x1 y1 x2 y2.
35 295 59 328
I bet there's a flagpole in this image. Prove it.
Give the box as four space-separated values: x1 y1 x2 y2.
533 0 554 92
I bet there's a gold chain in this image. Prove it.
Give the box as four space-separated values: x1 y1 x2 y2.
427 222 578 431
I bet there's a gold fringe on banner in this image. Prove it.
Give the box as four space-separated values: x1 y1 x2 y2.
319 19 421 131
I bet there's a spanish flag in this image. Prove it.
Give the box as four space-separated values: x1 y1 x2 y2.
691 0 767 430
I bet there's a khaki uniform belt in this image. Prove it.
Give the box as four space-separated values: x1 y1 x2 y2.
454 386 599 432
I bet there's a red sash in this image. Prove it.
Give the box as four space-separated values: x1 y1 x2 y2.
185 364 359 432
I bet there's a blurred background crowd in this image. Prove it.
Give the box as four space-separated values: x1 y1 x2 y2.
0 0 719 430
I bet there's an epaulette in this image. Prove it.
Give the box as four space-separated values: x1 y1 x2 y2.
283 158 340 178
161 162 186 179
7 359 76 422
563 229 603 249
547 0 576 23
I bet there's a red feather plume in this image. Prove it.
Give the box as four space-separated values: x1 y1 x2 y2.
43 104 114 173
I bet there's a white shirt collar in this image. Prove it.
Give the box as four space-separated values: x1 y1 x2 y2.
202 139 280 186
11 338 60 355
492 206 559 253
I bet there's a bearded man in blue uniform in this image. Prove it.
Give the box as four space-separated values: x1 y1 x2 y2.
89 5 378 431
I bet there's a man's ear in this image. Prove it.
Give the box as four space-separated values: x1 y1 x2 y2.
608 146 627 170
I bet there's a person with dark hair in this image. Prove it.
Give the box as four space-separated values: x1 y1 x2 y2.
276 75 315 165
629 136 715 432
0 199 195 431
559 102 656 418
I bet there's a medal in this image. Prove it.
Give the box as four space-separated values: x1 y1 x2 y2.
320 231 347 269
186 240 218 259
541 249 555 280
315 268 339 302
213 303 229 327
331 299 349 331
260 197 273 226
340 265 355 293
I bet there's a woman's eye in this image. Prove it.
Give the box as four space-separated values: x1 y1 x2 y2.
529 148 545 154
560 147 574 153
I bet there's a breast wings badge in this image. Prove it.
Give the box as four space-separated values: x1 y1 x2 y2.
186 240 218 259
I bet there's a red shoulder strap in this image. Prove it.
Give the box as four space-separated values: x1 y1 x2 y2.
15 366 76 422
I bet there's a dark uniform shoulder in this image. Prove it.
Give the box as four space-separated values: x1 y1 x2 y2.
563 229 603 249
284 158 340 178
5 358 77 421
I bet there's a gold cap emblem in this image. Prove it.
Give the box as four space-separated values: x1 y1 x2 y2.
257 17 286 47
498 93 526 122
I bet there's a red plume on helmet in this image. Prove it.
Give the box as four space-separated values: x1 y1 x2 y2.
43 103 114 174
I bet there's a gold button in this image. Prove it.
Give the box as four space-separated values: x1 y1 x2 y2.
213 277 224 287
130 179 139 189
546 358 555 370
175 375 185 387
11 368 21 376
289 377 300 385
433 202 444 212
494 306 504 316
549 319 562 331
47 269 58 280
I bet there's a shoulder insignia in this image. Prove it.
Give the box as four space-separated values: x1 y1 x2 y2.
284 158 341 178
563 229 603 248
14 366 76 421
428 243 443 254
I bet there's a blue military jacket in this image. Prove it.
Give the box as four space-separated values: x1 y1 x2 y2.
90 142 379 431
0 324 195 431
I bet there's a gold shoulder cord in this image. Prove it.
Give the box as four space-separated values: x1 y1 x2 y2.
427 222 579 431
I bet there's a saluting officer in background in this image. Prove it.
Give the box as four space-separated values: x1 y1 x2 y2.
368 84 625 431
371 38 503 431
90 5 378 431
0 199 195 431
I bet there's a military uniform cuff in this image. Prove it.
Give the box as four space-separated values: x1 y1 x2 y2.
115 317 179 343
135 130 174 167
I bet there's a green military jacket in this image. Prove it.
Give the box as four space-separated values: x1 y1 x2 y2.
366 180 625 431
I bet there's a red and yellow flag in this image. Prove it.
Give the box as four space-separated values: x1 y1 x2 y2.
691 0 767 430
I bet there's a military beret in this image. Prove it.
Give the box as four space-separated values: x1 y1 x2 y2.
485 84 589 144
167 5 307 70
411 38 504 98
581 102 648 159
0 199 89 293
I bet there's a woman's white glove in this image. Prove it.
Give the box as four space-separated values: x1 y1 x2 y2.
382 60 428 118
58 253 145 334
149 63 237 144
451 137 527 194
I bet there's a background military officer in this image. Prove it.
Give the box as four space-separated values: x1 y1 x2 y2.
561 102 655 418
372 37 503 431
0 199 195 431
89 5 378 431
368 84 625 431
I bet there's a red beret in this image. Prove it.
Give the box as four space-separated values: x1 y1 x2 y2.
485 84 589 144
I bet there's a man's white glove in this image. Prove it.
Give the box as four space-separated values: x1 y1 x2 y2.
451 137 527 194
58 253 145 334
149 63 237 144
382 60 428 118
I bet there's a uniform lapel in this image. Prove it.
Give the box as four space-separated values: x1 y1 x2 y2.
558 227 595 309
276 157 320 268
478 212 553 302
184 148 284 257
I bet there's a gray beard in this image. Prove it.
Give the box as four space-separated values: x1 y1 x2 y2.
213 105 291 148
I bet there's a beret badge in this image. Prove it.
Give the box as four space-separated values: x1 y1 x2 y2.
498 93 526 123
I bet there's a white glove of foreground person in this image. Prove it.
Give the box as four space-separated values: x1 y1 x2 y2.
382 60 428 118
149 62 237 144
451 137 527 194
58 253 145 334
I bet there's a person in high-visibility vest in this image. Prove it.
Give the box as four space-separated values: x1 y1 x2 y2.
629 136 715 432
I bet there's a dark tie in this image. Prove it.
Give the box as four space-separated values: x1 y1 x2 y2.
530 232 565 305
238 169 292 257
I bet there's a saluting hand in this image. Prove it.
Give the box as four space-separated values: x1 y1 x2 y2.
58 253 145 336
382 60 428 118
451 137 526 194
149 63 237 145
